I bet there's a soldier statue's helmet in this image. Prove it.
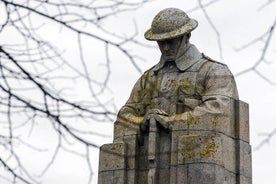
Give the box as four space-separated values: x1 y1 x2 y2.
144 8 198 41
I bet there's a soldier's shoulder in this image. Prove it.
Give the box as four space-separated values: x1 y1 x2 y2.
202 54 227 67
198 54 231 73
144 66 155 72
143 66 156 75
134 66 156 81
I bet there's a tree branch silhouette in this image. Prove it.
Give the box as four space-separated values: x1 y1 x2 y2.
0 0 149 183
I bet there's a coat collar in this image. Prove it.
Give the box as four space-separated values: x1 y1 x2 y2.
153 44 203 72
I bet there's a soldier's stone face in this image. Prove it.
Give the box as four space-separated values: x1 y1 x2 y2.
157 36 182 61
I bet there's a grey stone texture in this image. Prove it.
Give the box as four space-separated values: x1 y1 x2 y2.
98 8 252 184
144 8 198 41
98 101 252 184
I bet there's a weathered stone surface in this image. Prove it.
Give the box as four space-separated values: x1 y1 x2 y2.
121 135 138 170
98 171 113 184
177 133 222 165
176 132 236 173
158 168 171 184
99 143 126 172
221 133 236 172
187 164 236 184
236 140 252 178
238 175 252 184
168 166 176 184
114 170 127 184
98 170 126 184
174 165 188 184
113 121 140 141
157 129 171 169
235 101 250 143
171 98 234 133
98 7 252 184
136 170 148 184
171 164 237 184
144 8 198 41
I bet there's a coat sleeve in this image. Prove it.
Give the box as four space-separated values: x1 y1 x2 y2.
171 61 239 127
113 70 152 141
116 78 145 124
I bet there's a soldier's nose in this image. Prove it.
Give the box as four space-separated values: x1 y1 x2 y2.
163 43 170 51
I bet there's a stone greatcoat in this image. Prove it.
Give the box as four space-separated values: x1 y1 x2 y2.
114 43 239 142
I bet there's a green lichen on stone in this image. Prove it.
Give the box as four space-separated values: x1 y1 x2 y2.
181 149 196 161
181 135 198 161
211 116 218 127
207 79 217 90
186 112 200 125
179 78 193 92
168 79 177 88
185 22 193 33
200 136 217 158
179 134 201 162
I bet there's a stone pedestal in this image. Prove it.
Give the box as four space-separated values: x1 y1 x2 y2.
98 100 252 184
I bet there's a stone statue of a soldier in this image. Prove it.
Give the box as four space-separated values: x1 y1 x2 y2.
98 8 252 184
114 8 238 140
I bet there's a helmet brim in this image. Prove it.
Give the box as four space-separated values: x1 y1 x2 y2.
144 19 198 41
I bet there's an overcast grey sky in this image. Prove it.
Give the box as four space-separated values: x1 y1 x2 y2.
1 0 276 184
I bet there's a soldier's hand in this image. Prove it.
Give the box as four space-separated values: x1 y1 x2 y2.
147 109 168 116
153 114 171 130
140 109 168 132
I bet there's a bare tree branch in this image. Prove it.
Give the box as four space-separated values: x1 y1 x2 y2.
235 18 276 86
258 0 276 11
0 0 150 183
197 0 224 61
0 157 31 184
187 0 221 13
254 128 276 151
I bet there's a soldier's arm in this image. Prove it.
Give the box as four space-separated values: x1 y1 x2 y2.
154 62 238 128
187 62 238 121
113 73 149 141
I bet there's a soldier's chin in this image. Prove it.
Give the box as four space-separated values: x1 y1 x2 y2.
164 55 175 61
